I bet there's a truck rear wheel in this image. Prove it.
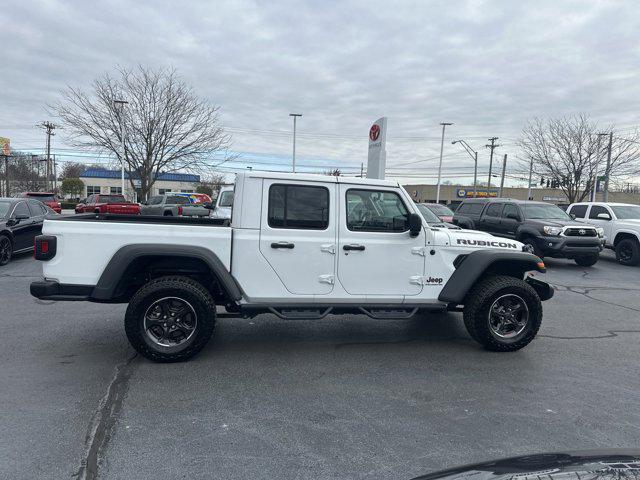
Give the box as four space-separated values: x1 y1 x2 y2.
615 238 640 266
124 276 216 362
463 275 542 352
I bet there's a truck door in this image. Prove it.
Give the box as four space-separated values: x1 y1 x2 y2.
259 180 337 295
337 186 425 296
587 204 614 240
480 202 504 235
499 203 521 238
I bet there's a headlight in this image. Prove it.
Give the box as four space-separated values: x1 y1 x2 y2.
543 226 563 236
596 227 605 238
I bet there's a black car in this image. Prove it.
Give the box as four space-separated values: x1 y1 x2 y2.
0 197 57 266
453 198 604 266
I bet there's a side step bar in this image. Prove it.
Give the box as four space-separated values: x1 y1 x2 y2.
237 304 446 320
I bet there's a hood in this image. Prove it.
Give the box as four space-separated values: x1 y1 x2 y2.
526 218 586 228
442 228 524 252
411 450 640 480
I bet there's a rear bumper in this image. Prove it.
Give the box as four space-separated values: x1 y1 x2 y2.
30 280 93 301
534 235 603 258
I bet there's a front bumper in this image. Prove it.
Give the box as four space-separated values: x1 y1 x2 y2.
534 235 603 258
30 280 93 301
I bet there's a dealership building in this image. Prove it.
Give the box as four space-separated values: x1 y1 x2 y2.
404 183 640 206
78 168 200 200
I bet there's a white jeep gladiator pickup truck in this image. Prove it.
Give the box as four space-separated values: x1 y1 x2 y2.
567 202 640 266
31 172 553 362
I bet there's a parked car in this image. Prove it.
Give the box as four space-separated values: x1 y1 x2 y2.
140 194 212 217
209 185 234 220
75 194 140 215
421 203 455 223
453 198 603 266
567 202 640 266
415 203 461 229
0 197 58 266
31 171 553 362
19 192 62 214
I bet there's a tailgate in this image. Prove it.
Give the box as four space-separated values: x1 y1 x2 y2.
106 204 140 214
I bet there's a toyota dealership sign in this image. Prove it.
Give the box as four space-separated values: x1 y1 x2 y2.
367 117 387 179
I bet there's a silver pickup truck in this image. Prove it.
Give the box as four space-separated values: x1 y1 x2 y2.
140 194 211 217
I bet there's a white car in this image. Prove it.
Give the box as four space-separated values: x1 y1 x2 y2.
567 202 640 266
209 185 233 220
31 171 553 362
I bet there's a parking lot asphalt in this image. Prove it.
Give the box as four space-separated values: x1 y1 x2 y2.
1 251 639 480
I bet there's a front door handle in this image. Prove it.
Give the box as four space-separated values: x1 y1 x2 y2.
271 242 295 249
343 244 365 251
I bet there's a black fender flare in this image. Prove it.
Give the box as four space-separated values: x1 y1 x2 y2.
91 244 242 301
438 249 549 304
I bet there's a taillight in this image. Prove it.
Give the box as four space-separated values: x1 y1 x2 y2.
35 235 57 261
178 206 183 216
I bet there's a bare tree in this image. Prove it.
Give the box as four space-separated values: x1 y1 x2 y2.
4 152 45 195
519 114 640 203
324 168 342 176
52 66 231 200
196 172 226 197
60 161 86 180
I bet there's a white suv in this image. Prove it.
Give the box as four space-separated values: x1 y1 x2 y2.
567 202 640 266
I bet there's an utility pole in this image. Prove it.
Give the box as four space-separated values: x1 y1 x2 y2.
498 154 507 197
3 155 8 197
289 113 302 173
39 121 57 191
360 162 364 178
436 122 453 203
53 155 58 193
592 133 607 202
603 132 613 202
527 157 534 200
485 137 500 190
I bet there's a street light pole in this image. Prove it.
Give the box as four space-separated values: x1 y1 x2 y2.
114 99 129 197
451 139 477 197
436 122 453 203
289 113 302 173
592 133 607 202
527 157 534 200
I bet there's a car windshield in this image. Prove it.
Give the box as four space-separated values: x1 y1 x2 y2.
100 196 127 203
416 204 441 223
218 190 234 207
0 201 11 218
611 205 640 219
26 194 55 201
522 203 571 220
429 204 454 216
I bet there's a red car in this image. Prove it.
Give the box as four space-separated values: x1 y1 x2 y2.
421 203 455 223
75 194 140 215
20 192 62 214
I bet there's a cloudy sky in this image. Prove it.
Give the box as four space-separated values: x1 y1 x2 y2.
2 0 639 185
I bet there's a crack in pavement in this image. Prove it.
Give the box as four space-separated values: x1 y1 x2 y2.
552 284 640 312
540 330 640 340
75 353 138 480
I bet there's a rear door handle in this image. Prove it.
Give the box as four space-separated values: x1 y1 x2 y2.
343 244 365 251
271 242 295 249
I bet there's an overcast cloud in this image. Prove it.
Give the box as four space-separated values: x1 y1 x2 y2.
2 0 639 184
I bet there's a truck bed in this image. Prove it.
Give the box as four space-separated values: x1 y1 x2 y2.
41 214 232 286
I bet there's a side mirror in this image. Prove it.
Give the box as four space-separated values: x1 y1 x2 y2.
569 213 576 220
506 212 520 220
597 213 611 220
203 202 214 210
409 213 422 237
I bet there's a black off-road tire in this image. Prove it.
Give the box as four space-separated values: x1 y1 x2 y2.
463 275 542 352
520 235 543 258
125 276 216 362
615 238 640 266
0 235 12 266
574 254 599 267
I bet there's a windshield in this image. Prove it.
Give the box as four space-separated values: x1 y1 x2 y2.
416 204 441 223
611 205 640 219
0 201 11 218
429 204 454 216
522 203 572 220
26 193 55 201
218 190 234 207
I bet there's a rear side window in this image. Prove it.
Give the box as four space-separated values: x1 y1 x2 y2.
268 184 329 229
457 203 484 215
167 196 190 204
485 203 503 217
28 201 47 216
346 189 409 232
589 205 609 219
569 205 588 218
149 196 163 205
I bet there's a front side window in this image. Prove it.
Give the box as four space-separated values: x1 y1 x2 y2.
148 196 163 205
569 205 588 218
268 184 329 229
167 196 190 205
346 189 409 232
589 205 610 219
218 190 234 207
502 204 520 219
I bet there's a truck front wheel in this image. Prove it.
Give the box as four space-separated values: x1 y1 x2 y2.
463 275 542 352
124 276 216 362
